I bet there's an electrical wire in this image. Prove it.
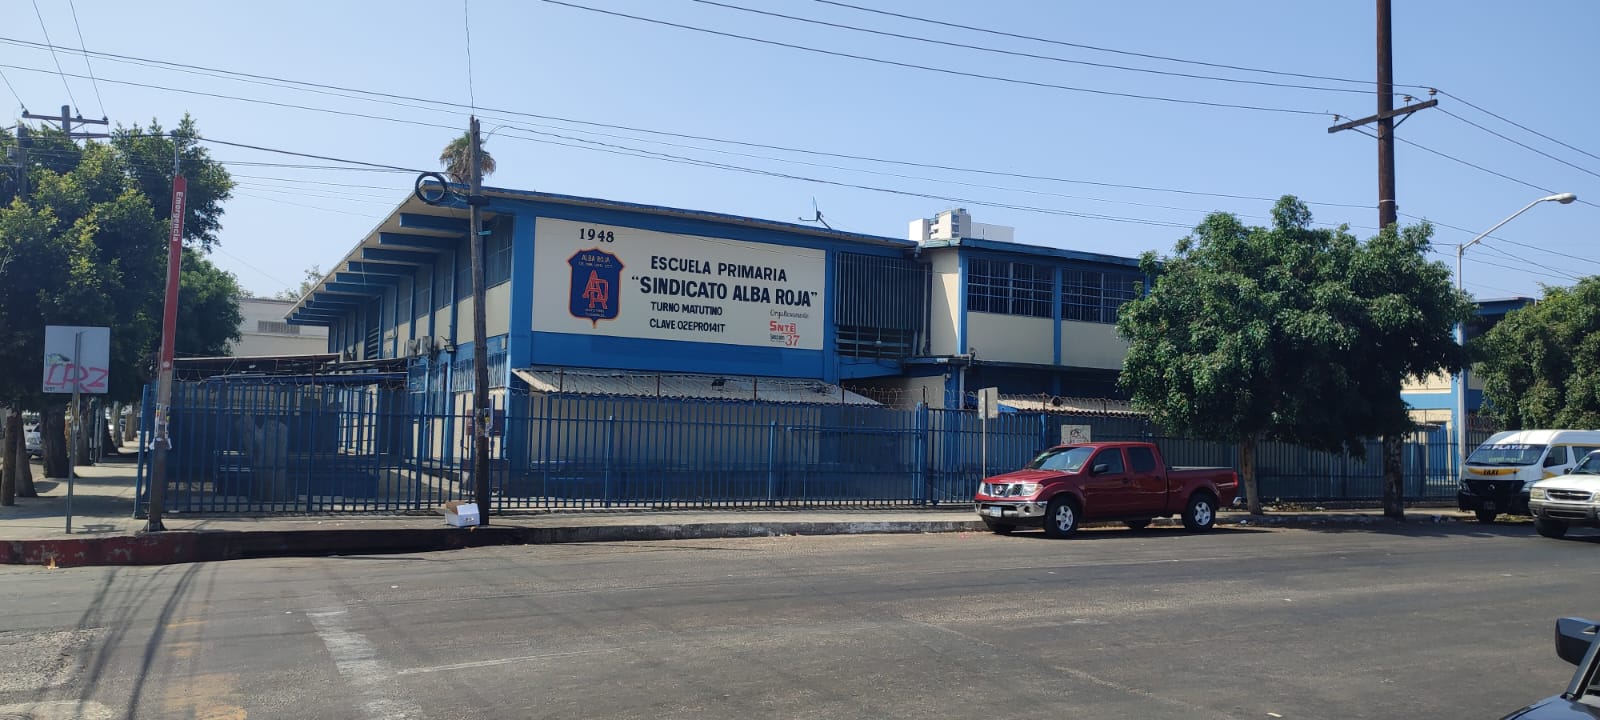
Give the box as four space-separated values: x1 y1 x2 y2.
1437 90 1600 165
1394 134 1600 209
1438 107 1600 181
1404 213 1600 272
1474 243 1584 282
1428 248 1577 284
64 0 103 118
29 0 78 110
813 0 1427 90
230 174 409 191
463 0 477 112
232 190 380 218
0 67 23 111
192 136 430 173
535 0 1334 116
0 37 1374 207
691 0 1370 95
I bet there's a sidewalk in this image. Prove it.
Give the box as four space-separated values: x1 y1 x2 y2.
1 448 1488 567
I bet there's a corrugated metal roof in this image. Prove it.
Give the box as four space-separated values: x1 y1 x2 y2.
999 396 1144 417
512 367 878 406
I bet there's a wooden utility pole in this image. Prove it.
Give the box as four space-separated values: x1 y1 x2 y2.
1327 0 1435 521
467 116 492 523
146 134 186 532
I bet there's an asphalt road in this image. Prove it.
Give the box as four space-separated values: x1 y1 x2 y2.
1 521 1596 720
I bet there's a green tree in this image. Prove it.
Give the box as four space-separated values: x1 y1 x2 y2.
1117 197 1472 515
274 265 323 302
112 115 235 251
438 131 496 185
177 250 244 357
1475 277 1600 429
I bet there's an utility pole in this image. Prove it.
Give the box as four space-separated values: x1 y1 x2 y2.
8 125 27 199
146 133 186 532
21 105 109 140
467 116 492 523
1327 0 1436 521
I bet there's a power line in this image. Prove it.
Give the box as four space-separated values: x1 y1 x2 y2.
1473 242 1584 282
230 173 409 190
1394 134 1600 209
1438 106 1600 181
0 67 22 110
1436 90 1600 165
691 0 1370 95
536 0 1334 116
232 190 380 218
813 0 1427 90
218 160 415 173
463 0 477 111
1428 247 1578 284
63 0 104 117
1405 212 1600 272
193 136 430 173
0 37 1373 208
29 0 78 109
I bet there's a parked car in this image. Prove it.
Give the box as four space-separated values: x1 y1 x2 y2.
1459 429 1600 523
974 441 1239 537
1499 617 1599 719
24 423 41 458
1527 450 1600 540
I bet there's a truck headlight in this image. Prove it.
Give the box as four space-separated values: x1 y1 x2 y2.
1529 486 1546 500
1017 483 1040 497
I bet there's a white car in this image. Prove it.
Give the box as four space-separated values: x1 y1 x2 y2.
23 423 41 457
1528 450 1600 539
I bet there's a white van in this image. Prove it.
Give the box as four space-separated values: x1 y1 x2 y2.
1457 429 1600 523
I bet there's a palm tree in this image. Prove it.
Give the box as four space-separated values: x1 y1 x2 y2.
439 131 497 185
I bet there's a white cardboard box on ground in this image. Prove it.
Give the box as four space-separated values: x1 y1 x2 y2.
442 502 480 527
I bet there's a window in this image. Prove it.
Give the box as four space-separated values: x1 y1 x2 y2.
486 219 513 287
966 259 1052 318
1063 269 1143 324
415 266 433 320
1128 446 1157 473
1093 449 1125 474
397 276 413 323
256 320 300 335
1545 445 1569 467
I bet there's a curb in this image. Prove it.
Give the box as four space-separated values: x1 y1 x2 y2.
0 513 1482 568
0 519 992 568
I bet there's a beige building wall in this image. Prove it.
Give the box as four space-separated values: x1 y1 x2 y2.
1060 321 1129 370
486 283 511 338
233 298 330 357
968 312 1055 365
927 250 961 356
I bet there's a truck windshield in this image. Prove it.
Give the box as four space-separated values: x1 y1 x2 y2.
1466 444 1547 467
1028 446 1096 472
1572 453 1600 475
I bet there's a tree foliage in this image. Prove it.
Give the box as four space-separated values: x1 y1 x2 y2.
0 118 239 412
1475 277 1600 429
439 131 496 185
274 265 323 302
177 250 244 357
1117 197 1473 513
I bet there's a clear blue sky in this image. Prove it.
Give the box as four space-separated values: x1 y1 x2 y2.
3 0 1596 300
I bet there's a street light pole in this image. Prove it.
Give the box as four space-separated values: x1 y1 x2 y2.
1453 192 1577 467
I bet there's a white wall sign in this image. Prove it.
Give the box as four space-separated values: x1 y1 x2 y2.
1061 425 1092 445
43 325 111 394
533 217 825 351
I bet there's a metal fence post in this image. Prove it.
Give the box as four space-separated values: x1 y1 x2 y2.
914 403 929 505
766 420 778 506
604 415 615 507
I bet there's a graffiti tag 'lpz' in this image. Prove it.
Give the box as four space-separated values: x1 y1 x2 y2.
44 353 109 392
568 248 624 328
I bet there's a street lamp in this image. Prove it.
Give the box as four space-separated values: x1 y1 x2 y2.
1454 192 1578 467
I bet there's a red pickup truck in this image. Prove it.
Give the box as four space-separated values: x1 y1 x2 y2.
974 442 1239 537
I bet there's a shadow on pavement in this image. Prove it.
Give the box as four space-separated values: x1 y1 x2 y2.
1002 527 1272 541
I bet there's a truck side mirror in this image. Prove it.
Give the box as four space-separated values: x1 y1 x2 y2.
1091 463 1109 475
1555 617 1598 666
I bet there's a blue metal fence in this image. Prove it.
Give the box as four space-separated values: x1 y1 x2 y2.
135 378 1485 515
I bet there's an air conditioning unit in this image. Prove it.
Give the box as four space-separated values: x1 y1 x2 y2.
405 337 424 357
419 337 438 355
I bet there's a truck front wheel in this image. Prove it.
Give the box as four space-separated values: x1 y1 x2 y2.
1044 497 1080 538
1535 517 1569 539
1475 508 1497 523
1183 492 1217 532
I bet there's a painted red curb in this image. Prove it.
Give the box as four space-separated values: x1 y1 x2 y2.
0 533 202 567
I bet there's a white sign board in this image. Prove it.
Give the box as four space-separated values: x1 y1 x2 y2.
977 387 1000 419
532 217 825 350
1061 425 1092 445
43 325 111 394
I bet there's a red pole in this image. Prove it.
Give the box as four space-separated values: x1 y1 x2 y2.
146 172 186 532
